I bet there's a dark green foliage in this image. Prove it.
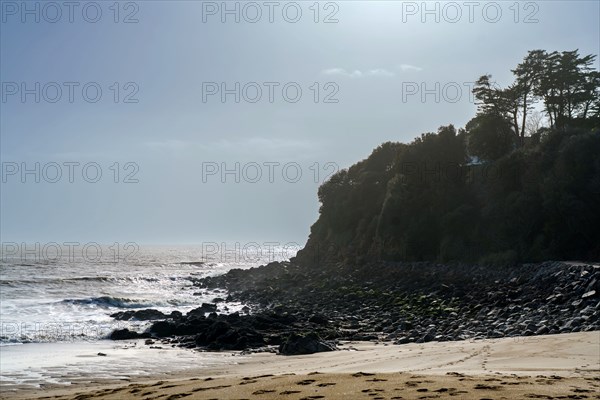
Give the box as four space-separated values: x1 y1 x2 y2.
472 49 599 147
465 113 516 161
297 126 600 267
295 49 599 267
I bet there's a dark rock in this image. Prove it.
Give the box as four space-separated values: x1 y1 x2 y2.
150 321 176 337
308 314 329 325
188 303 218 316
110 309 168 321
535 325 549 335
395 336 410 344
279 332 336 356
110 328 140 340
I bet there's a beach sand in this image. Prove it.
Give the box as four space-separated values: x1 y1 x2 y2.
4 331 599 399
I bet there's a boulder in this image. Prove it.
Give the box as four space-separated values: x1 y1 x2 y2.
279 332 336 356
188 303 218 316
308 314 329 325
149 320 176 337
110 328 140 340
111 309 168 321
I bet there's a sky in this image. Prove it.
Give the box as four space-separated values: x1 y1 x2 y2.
1 0 599 247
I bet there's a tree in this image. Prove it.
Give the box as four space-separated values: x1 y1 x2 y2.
473 76 522 146
525 110 545 137
465 113 515 161
532 50 599 129
512 49 546 143
473 49 600 138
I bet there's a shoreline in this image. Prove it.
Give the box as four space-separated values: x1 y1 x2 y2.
3 331 599 399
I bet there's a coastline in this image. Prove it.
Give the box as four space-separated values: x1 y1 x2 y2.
4 331 599 399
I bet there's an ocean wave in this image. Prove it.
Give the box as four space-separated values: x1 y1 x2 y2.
0 275 166 287
60 296 156 309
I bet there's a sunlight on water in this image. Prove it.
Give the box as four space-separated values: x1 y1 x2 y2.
0 244 297 344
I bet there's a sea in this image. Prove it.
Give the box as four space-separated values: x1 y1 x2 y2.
0 244 298 391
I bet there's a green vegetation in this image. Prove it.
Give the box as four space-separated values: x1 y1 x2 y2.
297 50 600 266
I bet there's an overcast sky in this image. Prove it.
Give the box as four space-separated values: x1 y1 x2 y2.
1 1 599 246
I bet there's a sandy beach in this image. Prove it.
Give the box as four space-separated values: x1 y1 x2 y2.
4 331 599 399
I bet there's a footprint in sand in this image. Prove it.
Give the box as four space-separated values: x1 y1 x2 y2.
474 383 501 390
252 389 276 395
362 388 385 393
243 374 275 381
353 372 376 377
296 379 317 385
165 394 191 400
448 390 468 396
191 384 232 392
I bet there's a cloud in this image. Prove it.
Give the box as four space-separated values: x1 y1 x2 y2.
321 68 363 78
321 68 395 78
367 68 395 77
398 64 423 72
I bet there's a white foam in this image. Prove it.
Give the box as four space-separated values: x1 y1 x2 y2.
0 339 242 390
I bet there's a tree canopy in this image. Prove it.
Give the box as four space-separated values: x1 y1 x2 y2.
296 49 600 267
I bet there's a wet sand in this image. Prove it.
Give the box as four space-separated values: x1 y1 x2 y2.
3 331 599 399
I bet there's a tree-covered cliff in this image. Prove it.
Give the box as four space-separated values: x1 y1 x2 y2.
296 50 600 267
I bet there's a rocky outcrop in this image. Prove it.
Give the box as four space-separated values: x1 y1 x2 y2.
109 261 599 352
195 261 600 344
279 332 336 355
110 309 182 321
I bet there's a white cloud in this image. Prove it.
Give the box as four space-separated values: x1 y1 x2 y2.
398 64 423 72
367 68 395 77
321 67 395 78
321 68 363 78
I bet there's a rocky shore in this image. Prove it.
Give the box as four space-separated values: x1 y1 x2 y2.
109 261 599 354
